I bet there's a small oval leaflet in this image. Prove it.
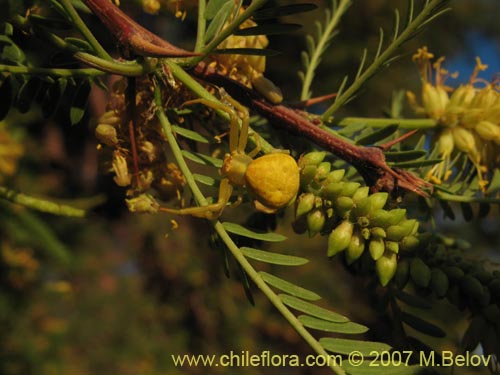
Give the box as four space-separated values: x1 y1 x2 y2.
280 294 348 323
356 124 399 145
172 125 210 143
259 272 320 301
223 222 286 242
241 247 308 266
181 150 223 168
298 315 368 334
401 312 445 338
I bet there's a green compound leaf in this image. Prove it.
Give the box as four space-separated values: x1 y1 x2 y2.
298 315 368 334
400 312 446 338
241 247 308 266
172 125 210 143
181 150 223 167
253 3 318 20
192 173 218 186
259 272 320 301
319 337 391 356
223 222 287 242
355 124 399 145
234 23 302 36
280 294 348 323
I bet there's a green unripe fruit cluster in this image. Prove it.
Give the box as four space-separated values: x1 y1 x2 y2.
295 152 423 286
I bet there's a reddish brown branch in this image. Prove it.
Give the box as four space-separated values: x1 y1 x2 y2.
78 0 432 197
82 0 199 57
192 63 432 197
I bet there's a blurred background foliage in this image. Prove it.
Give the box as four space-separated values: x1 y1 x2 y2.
1 0 499 374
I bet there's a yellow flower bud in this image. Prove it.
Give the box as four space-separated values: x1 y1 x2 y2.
422 83 449 119
448 84 476 109
452 126 478 157
475 121 500 143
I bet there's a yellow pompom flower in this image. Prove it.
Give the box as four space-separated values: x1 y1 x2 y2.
408 47 500 189
210 7 283 103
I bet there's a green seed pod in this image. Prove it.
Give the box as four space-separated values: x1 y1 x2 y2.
410 258 431 288
361 227 371 240
299 151 326 167
386 219 418 241
335 196 354 211
472 270 493 285
368 192 389 211
325 169 345 184
327 220 353 257
385 240 399 254
345 230 365 265
376 252 398 286
370 227 387 239
394 258 410 289
307 208 326 237
341 182 361 197
461 276 485 303
315 162 331 180
322 181 344 198
443 266 465 282
296 193 316 217
369 209 393 228
385 208 408 226
352 196 372 217
399 235 420 253
300 165 318 186
335 196 354 217
352 186 370 203
369 238 385 260
430 268 449 298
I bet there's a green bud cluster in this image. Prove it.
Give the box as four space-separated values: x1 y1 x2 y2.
395 238 500 311
295 152 421 286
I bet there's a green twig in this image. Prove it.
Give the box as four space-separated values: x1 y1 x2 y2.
0 187 86 217
1 202 71 264
74 52 147 76
321 0 448 120
165 61 274 153
153 84 344 375
0 64 105 78
300 0 352 100
195 0 207 52
338 117 437 129
58 0 112 60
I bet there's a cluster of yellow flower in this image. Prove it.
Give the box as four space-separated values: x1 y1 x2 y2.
94 77 186 212
210 7 283 103
407 47 500 189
